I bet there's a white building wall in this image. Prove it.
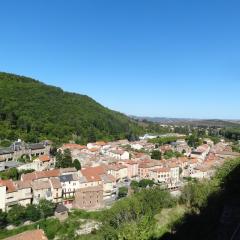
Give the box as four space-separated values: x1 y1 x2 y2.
0 186 6 212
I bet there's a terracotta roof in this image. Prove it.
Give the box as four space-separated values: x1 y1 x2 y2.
124 160 138 165
81 166 106 182
39 155 50 162
139 163 152 169
22 169 60 182
107 164 127 171
95 141 107 146
100 174 116 183
189 158 198 164
167 162 178 168
4 229 48 240
89 148 99 152
15 180 32 190
62 144 86 150
0 179 16 193
50 178 62 189
151 167 170 173
177 157 189 163
32 180 51 190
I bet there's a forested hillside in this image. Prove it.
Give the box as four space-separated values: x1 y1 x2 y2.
0 72 142 143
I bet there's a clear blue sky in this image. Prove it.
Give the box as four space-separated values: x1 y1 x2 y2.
1 0 240 119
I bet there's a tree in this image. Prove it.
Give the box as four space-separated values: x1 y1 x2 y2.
138 179 155 188
55 149 73 168
25 204 41 222
130 180 139 192
5 168 19 180
180 180 214 210
151 150 162 160
6 205 26 226
118 187 128 199
187 134 203 148
38 199 56 219
73 159 81 170
0 72 143 145
0 210 7 229
163 150 183 159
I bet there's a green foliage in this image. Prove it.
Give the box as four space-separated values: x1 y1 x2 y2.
138 179 155 188
151 150 162 160
118 187 128 199
38 199 56 219
55 149 73 168
0 72 142 144
25 204 41 222
180 158 240 212
163 150 183 159
17 154 31 163
38 218 62 240
118 215 156 240
0 210 7 229
0 140 11 147
0 168 34 180
180 180 216 210
130 179 155 192
2 200 55 228
73 159 81 170
6 205 26 226
186 134 203 148
0 168 18 180
232 144 240 153
221 127 240 141
100 188 176 238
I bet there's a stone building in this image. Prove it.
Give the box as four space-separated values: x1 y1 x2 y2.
73 186 103 210
0 140 50 162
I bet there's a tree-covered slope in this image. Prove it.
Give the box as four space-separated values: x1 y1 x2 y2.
0 72 141 143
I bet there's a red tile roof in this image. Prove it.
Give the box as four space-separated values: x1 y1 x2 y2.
62 144 86 150
81 166 106 182
0 179 16 193
95 141 107 146
39 155 50 162
152 167 170 173
22 169 60 182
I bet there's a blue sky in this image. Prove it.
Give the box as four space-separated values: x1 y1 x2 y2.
0 0 240 119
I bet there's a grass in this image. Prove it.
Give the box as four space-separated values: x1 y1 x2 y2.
153 205 186 238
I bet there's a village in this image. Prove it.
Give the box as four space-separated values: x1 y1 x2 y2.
0 133 240 217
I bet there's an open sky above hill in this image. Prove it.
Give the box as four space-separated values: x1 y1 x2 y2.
1 0 240 119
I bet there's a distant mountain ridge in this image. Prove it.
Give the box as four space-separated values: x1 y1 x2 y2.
131 116 240 127
0 72 141 143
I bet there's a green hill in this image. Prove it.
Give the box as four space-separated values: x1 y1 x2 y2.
0 72 142 144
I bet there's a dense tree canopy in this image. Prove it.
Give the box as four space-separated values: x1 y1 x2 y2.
0 72 142 144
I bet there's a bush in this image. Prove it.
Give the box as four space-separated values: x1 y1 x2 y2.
118 187 128 199
38 199 56 219
25 204 41 222
6 205 26 226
